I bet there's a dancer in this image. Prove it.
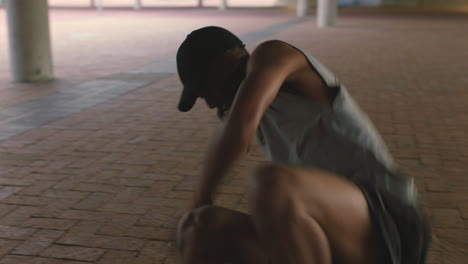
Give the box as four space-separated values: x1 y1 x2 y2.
176 26 430 264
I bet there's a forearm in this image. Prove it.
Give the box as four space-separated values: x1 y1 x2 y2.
195 120 252 206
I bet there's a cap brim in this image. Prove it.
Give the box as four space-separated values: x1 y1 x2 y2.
178 85 198 112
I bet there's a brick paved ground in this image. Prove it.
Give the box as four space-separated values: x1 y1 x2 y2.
0 7 467 264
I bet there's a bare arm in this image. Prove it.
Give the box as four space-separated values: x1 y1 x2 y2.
194 41 300 207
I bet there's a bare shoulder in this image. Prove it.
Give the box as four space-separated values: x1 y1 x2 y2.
250 40 334 105
248 40 304 72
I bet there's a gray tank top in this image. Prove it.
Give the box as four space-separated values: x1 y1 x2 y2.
256 45 415 199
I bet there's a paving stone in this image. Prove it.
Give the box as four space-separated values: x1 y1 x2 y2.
434 229 468 251
174 176 197 191
86 174 155 187
67 220 103 234
139 241 173 262
0 239 20 257
31 200 78 219
431 209 465 229
11 230 64 255
58 232 147 251
71 183 125 193
60 210 115 222
2 196 50 206
215 193 243 208
163 191 193 200
0 186 23 200
421 193 468 209
28 173 68 181
426 178 468 193
40 245 105 261
41 190 89 200
459 205 468 219
112 187 146 203
134 197 188 208
0 206 41 226
140 173 184 182
0 205 16 218
96 214 139 236
127 226 175 240
98 203 149 215
72 192 114 210
0 226 36 240
441 251 468 264
0 179 32 187
146 181 177 195
97 250 139 264
17 181 57 196
426 250 441 264
0 255 86 264
136 207 183 228
21 218 77 231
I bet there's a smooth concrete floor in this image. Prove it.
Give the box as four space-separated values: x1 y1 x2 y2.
0 7 467 264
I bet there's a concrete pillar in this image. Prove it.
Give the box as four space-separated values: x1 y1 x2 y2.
297 0 309 16
134 0 142 10
219 0 227 10
97 0 103 13
317 0 337 27
5 0 53 82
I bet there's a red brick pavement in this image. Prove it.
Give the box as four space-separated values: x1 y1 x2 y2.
0 7 467 264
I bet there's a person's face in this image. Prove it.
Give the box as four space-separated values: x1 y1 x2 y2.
199 64 226 110
198 56 242 114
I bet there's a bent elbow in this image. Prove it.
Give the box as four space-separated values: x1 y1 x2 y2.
226 114 258 152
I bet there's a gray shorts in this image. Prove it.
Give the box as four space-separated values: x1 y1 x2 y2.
357 180 431 264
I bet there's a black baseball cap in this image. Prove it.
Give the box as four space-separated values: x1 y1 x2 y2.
176 26 244 112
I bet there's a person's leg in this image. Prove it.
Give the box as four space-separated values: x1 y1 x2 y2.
249 164 385 264
177 205 269 264
177 164 385 264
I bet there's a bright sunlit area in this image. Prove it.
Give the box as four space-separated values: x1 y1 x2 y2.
48 0 280 8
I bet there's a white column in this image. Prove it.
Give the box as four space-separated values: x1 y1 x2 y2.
317 0 337 27
5 0 53 82
219 0 227 10
297 0 309 17
97 0 103 13
134 0 142 10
